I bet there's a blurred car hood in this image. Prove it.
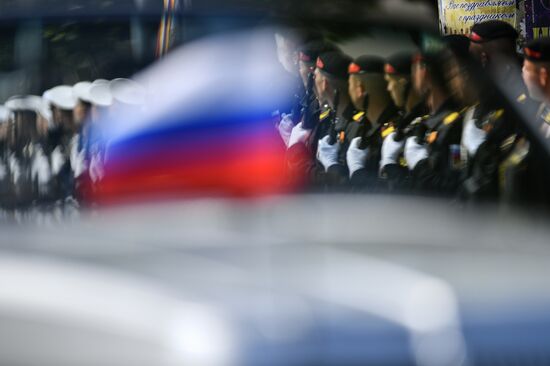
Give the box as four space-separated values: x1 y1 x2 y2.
1 195 550 365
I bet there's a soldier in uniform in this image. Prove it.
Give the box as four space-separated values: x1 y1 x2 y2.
318 55 400 191
468 20 521 75
45 85 81 202
461 22 537 204
274 30 321 147
384 52 425 121
72 80 98 201
73 81 93 127
401 50 463 196
0 106 12 205
278 40 337 146
77 80 114 202
286 51 353 189
4 96 52 208
379 52 426 192
501 37 550 208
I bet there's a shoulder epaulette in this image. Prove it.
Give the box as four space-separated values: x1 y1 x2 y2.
488 109 505 122
319 109 331 121
517 93 527 104
352 111 365 122
443 111 460 125
381 125 395 139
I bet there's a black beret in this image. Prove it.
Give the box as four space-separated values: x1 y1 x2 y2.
384 52 413 75
348 55 385 75
524 37 550 62
298 41 339 63
469 20 518 43
316 51 353 79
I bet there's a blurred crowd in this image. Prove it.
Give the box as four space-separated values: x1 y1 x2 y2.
276 20 550 209
0 78 145 220
4 19 550 220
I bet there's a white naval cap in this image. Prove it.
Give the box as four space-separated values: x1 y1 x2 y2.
0 105 12 123
72 81 93 103
48 85 77 110
38 100 53 126
39 91 54 125
5 95 43 113
110 78 146 106
89 81 113 107
42 89 52 104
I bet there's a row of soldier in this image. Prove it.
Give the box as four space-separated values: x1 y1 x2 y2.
0 78 145 213
276 20 550 208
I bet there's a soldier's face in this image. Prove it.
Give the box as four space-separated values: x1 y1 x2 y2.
73 101 90 126
523 60 546 102
36 115 49 136
299 61 313 88
348 75 364 111
14 112 38 144
469 42 483 62
53 107 76 132
0 123 7 141
445 57 471 104
275 34 298 75
412 62 427 95
385 74 407 108
314 68 327 103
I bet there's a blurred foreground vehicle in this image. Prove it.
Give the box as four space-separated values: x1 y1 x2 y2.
1 1 550 366
1 197 550 366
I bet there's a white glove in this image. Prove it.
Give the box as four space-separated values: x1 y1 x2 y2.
31 148 52 195
89 152 104 183
346 137 369 177
317 135 340 171
69 135 87 178
51 146 66 175
8 155 21 185
462 117 486 157
380 132 404 170
277 114 295 147
405 136 428 170
288 122 311 148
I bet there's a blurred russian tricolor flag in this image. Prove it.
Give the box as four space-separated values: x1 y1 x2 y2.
85 29 304 204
